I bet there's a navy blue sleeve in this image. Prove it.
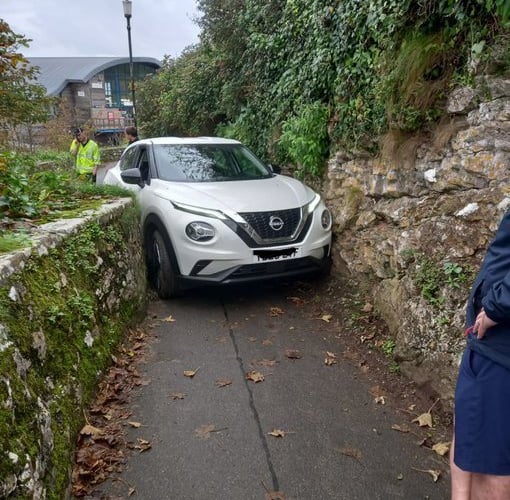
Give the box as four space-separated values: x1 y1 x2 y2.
481 209 510 324
483 273 510 324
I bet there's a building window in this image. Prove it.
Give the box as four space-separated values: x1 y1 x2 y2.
103 63 157 112
105 81 112 107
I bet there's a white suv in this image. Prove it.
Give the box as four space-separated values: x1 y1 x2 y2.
103 137 332 298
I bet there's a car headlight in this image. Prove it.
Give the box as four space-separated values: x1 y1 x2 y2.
307 193 321 213
185 221 215 242
172 200 227 220
321 208 332 230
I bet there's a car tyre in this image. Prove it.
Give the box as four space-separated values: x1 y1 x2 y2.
149 230 180 299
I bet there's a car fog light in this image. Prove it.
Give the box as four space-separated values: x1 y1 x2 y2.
321 209 332 230
186 221 215 242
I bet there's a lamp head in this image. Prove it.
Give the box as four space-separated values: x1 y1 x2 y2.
122 0 132 18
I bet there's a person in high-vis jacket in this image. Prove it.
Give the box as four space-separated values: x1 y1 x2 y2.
70 127 100 182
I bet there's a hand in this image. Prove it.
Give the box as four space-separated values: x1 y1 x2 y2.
473 309 498 339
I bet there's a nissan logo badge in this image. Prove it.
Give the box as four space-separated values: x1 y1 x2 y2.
269 215 284 231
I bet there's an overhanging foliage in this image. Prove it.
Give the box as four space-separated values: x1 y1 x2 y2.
136 0 510 177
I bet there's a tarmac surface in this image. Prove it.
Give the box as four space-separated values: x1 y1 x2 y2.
94 281 450 500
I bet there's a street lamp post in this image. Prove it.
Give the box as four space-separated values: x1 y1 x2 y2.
122 0 137 128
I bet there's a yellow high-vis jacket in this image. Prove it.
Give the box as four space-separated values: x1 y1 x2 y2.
70 139 100 175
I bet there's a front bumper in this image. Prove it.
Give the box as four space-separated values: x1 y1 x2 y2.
149 195 333 288
178 245 331 289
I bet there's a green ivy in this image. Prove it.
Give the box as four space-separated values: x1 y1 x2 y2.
136 0 509 177
278 102 329 177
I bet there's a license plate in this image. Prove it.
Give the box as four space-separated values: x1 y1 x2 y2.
253 248 300 262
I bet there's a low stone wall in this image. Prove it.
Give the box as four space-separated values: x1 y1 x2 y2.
325 75 510 407
0 198 146 498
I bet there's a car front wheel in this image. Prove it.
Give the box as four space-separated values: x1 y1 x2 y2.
148 230 180 299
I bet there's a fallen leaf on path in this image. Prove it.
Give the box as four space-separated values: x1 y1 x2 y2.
183 368 199 378
432 441 451 456
268 429 295 438
285 349 303 359
374 396 386 405
270 306 285 316
246 370 265 383
412 412 433 428
128 421 142 428
134 438 152 452
411 467 441 482
194 424 227 440
215 378 232 388
360 333 375 343
72 327 153 497
337 446 362 462
162 315 176 322
287 296 305 306
320 314 332 322
79 424 103 439
268 429 286 438
369 385 386 398
170 392 186 400
131 342 144 351
391 424 410 433
195 424 216 439
324 351 337 365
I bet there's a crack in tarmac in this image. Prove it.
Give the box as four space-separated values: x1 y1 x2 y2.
222 300 280 493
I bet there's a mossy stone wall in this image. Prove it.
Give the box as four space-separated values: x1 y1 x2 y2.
0 198 146 498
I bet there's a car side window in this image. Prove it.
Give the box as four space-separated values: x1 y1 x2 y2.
138 149 150 181
210 149 233 176
232 147 267 177
120 146 138 171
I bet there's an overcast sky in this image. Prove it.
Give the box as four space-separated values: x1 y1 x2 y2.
2 0 202 61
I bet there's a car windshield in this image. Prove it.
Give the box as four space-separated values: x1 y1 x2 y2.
152 144 273 182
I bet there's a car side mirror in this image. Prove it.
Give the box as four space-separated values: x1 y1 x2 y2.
268 164 281 174
121 167 144 188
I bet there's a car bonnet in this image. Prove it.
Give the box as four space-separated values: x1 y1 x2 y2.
149 175 315 213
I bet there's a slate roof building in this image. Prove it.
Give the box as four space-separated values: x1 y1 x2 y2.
29 56 161 139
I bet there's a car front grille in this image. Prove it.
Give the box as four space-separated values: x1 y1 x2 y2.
228 256 319 279
239 208 301 241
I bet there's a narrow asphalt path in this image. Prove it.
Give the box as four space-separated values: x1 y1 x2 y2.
95 281 449 500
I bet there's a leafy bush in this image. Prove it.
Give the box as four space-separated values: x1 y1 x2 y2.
278 102 329 177
0 149 131 253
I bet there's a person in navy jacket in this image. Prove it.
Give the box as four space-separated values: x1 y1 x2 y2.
451 208 510 499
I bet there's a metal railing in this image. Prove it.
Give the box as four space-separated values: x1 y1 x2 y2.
93 117 134 131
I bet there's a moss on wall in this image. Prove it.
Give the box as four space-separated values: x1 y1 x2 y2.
0 200 146 498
